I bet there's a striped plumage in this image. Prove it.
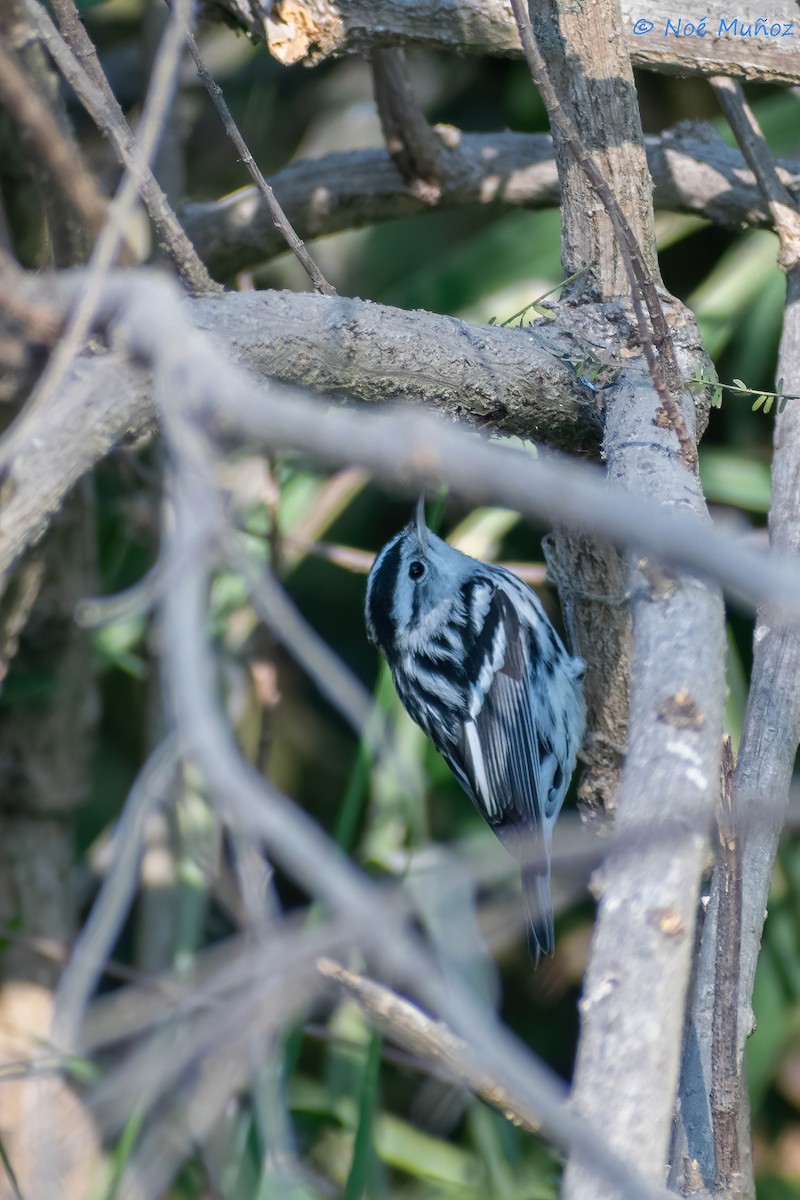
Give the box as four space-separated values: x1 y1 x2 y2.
365 501 585 963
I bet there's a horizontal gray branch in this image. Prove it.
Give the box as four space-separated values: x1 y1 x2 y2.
0 283 601 585
235 0 800 85
6 272 800 622
182 126 800 279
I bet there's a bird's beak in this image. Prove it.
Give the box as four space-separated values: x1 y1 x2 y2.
414 493 428 549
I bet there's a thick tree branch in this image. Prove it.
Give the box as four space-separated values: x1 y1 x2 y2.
3 274 800 616
512 0 690 466
504 0 725 1194
566 363 724 1200
181 125 800 279
0 280 606 588
244 0 800 85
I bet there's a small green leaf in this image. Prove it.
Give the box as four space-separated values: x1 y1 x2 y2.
712 386 723 408
777 377 785 393
752 395 766 411
779 395 790 413
763 395 775 414
733 378 749 392
487 316 496 325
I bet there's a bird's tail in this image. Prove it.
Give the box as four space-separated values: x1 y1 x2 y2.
521 864 555 966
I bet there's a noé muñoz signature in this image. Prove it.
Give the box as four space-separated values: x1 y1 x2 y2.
632 16 794 36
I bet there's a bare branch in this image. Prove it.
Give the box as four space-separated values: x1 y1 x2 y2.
710 76 800 271
316 957 539 1132
0 279 604 587
182 125 800 279
564 372 725 1200
186 31 336 295
710 737 742 1193
511 0 693 466
253 0 800 85
673 87 800 1200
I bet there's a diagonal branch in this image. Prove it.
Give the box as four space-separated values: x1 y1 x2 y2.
316 957 540 1132
186 31 336 294
370 47 445 204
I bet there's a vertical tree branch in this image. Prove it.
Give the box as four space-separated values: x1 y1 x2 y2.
507 3 726 1197
509 0 694 467
710 737 742 1193
672 80 800 1198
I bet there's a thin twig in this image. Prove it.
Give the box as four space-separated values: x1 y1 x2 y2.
508 0 695 467
317 957 539 1133
710 736 742 1192
26 0 218 296
186 31 335 295
370 47 444 204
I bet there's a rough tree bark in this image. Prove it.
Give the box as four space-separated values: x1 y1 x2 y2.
506 1 726 1197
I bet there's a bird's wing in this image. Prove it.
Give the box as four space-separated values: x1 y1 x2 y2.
442 582 565 852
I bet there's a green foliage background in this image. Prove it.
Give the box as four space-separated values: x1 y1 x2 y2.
5 2 800 1195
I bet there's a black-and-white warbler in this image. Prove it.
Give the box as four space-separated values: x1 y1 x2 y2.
365 500 585 963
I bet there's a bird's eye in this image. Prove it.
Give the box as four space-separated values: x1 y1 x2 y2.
409 561 426 580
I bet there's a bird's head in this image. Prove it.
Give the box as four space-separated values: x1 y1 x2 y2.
365 498 473 654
